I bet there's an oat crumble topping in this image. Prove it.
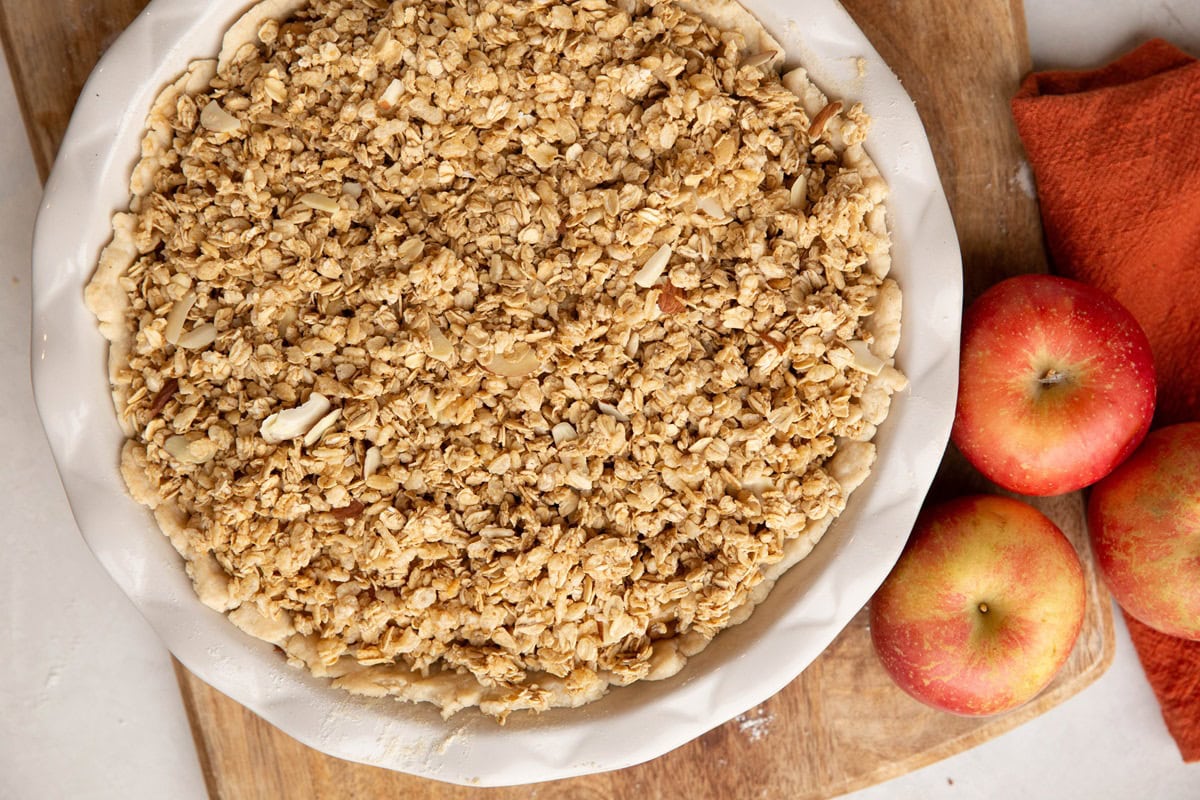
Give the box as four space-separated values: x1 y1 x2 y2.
87 0 905 718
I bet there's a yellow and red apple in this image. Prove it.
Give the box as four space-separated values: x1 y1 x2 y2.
1087 422 1200 640
869 495 1086 716
952 275 1156 496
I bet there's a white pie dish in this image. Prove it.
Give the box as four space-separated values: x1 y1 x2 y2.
30 0 960 786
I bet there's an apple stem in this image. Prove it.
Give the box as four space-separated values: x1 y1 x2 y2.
978 602 989 614
1038 369 1067 387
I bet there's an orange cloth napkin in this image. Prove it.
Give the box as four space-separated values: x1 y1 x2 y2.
1012 39 1200 763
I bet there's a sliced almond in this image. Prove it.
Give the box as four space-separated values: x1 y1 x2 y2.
263 76 287 104
330 500 365 520
148 378 179 417
164 291 197 345
624 331 640 358
163 435 214 465
303 408 342 447
741 476 775 496
260 393 332 444
695 195 726 219
846 340 885 376
597 401 630 422
741 49 779 69
200 100 241 134
481 346 541 378
162 435 190 462
363 445 382 479
551 422 578 445
634 243 672 288
298 192 339 213
427 322 454 362
808 100 843 139
657 282 686 314
788 175 808 208
176 323 217 350
378 78 403 111
755 331 788 355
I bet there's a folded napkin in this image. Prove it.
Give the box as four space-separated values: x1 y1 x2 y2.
1012 39 1200 763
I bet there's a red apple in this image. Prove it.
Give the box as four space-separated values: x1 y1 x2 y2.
870 495 1086 715
952 274 1155 496
1087 423 1200 640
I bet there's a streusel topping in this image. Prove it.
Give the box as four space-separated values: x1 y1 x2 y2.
88 0 904 718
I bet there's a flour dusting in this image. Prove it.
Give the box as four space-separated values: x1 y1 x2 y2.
735 707 775 743
1012 160 1036 198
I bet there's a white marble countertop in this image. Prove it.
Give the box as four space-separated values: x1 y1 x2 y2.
4 2 1200 798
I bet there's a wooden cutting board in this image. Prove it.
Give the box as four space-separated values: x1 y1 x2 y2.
4 0 1114 797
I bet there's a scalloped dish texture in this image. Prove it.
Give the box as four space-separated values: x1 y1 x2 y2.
85 0 905 721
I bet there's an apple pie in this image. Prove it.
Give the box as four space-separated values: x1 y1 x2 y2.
86 0 905 719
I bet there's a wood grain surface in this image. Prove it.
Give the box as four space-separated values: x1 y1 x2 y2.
5 0 1113 797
